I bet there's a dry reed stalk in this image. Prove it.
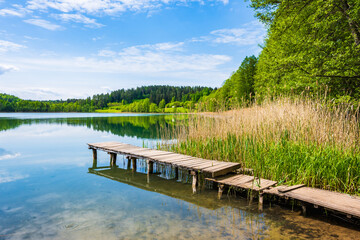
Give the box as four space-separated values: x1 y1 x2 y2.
175 98 359 150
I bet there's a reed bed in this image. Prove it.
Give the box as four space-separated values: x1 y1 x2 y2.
158 98 360 195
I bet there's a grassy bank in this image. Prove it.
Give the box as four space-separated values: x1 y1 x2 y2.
158 98 360 195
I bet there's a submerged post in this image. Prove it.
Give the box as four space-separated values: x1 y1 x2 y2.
91 149 97 168
92 149 97 161
191 171 197 194
218 184 225 200
110 153 117 167
147 160 154 175
301 202 307 216
131 157 137 172
259 191 264 211
126 156 131 170
175 167 179 180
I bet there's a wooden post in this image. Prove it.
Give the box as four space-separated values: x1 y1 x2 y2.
92 149 97 161
249 190 255 204
301 202 307 216
131 157 137 172
259 191 264 211
110 153 117 167
191 171 197 194
218 184 225 200
126 156 131 170
147 160 154 174
92 149 97 168
175 167 179 180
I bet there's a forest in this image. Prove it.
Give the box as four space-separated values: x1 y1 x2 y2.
0 86 214 112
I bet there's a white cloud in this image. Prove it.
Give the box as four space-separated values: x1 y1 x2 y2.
0 64 18 75
4 40 230 74
25 0 228 15
98 49 116 57
54 13 104 28
92 36 102 41
0 87 64 100
0 170 28 183
0 4 30 17
0 8 24 17
191 21 266 46
0 153 21 161
210 22 266 45
24 18 62 30
0 40 26 53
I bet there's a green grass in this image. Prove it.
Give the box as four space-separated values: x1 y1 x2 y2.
161 134 360 195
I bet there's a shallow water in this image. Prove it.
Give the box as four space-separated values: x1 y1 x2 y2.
0 113 359 239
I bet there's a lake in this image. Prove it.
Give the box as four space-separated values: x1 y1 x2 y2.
0 113 358 239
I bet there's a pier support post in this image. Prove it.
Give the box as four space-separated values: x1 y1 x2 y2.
92 149 97 161
218 184 225 200
301 202 307 216
249 190 255 204
92 149 97 168
175 167 179 180
131 157 137 172
110 153 117 167
126 156 131 170
147 160 154 175
191 171 197 194
258 191 264 211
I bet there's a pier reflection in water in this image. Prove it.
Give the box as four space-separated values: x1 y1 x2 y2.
88 157 271 239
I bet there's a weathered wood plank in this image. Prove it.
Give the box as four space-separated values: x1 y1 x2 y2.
285 187 360 218
278 184 306 193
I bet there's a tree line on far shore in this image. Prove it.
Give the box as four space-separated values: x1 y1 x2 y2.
0 86 215 112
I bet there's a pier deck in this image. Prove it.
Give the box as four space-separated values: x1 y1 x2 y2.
264 185 360 218
88 141 240 177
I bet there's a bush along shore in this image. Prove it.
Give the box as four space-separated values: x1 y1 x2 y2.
158 97 360 196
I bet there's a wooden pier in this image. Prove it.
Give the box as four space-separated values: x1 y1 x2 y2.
88 141 360 220
88 142 240 178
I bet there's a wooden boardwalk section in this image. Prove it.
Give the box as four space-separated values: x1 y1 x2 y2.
264 185 360 218
88 141 240 177
88 141 360 220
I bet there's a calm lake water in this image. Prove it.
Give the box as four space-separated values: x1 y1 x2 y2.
0 113 359 239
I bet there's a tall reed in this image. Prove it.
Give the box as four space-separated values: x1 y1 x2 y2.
158 97 360 195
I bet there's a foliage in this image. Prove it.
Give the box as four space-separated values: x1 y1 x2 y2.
251 0 360 101
199 56 258 111
0 86 214 112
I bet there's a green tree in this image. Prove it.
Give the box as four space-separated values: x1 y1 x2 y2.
250 0 360 100
159 99 166 109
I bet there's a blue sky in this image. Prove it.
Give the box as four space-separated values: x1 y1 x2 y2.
0 0 266 100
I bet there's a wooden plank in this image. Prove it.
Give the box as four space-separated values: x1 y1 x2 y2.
278 184 306 193
152 154 193 161
192 162 225 171
284 187 360 218
202 162 240 172
163 157 198 164
88 142 120 147
181 162 218 170
203 164 241 177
